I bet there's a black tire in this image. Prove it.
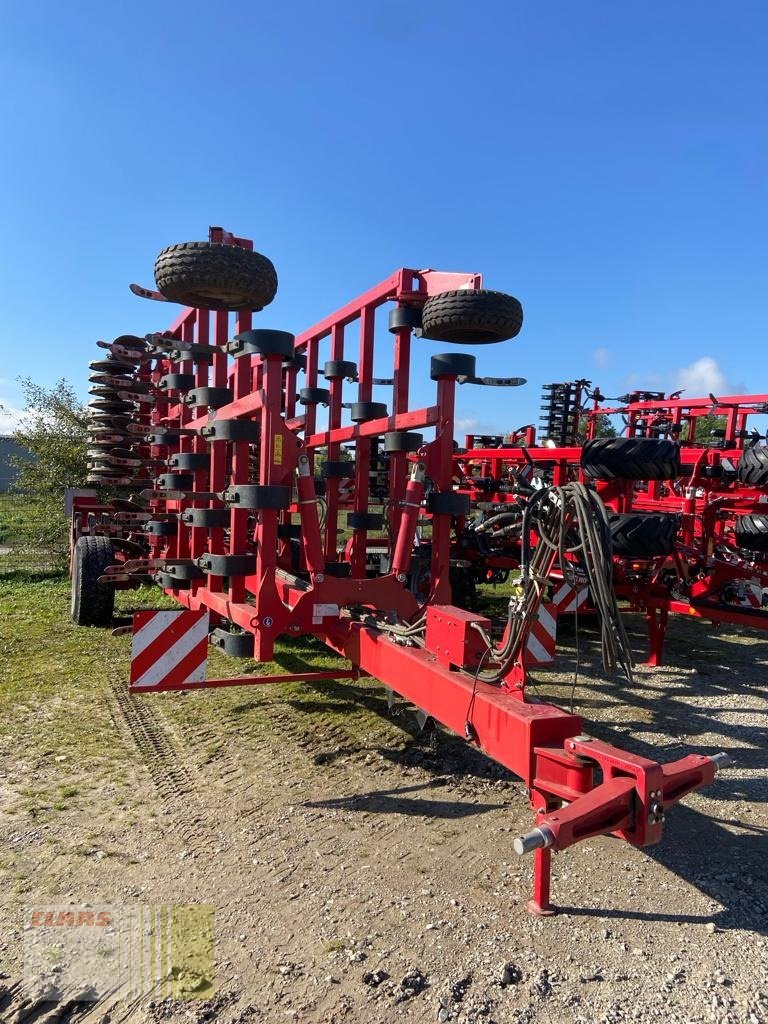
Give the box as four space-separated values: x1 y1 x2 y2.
149 431 183 446
231 329 296 358
200 419 260 442
430 353 477 380
154 241 278 311
156 571 191 590
70 536 115 626
324 360 358 379
170 452 211 471
210 628 254 658
146 520 178 536
180 508 230 528
737 447 768 488
347 512 384 531
223 484 291 510
384 431 423 453
156 473 194 490
350 402 388 422
582 437 681 481
609 513 678 558
389 306 423 333
426 492 471 515
184 387 233 409
160 373 196 391
420 289 523 344
322 461 353 478
299 387 330 406
734 513 768 552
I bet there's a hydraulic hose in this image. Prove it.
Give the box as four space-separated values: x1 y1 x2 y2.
475 482 634 684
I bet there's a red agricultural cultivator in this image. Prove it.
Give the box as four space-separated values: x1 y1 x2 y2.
70 227 729 915
454 383 768 664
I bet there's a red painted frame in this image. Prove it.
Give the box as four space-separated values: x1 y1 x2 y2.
79 230 729 914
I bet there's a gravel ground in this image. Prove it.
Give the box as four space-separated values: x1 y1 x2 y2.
0 583 766 1024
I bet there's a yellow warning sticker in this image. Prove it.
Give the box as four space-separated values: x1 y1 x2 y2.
273 434 283 465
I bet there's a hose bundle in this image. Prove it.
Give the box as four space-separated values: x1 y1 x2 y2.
475 482 634 684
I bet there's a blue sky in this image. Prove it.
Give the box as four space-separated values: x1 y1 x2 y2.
1 1 766 437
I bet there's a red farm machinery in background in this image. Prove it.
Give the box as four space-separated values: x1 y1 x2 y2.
70 227 730 916
453 382 768 664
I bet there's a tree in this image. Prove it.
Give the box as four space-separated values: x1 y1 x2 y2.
2 378 89 565
592 413 618 439
693 413 727 444
10 378 88 494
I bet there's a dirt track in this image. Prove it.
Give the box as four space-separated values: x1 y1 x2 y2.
0 580 767 1023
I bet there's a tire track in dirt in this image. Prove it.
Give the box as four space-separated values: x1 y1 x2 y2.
105 673 224 852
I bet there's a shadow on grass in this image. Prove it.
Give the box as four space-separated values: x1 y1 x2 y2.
0 568 67 583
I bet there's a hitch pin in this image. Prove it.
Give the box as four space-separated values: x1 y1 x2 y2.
512 824 555 856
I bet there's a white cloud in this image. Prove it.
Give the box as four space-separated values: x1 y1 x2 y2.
0 401 24 434
455 415 507 437
592 346 611 368
675 357 728 397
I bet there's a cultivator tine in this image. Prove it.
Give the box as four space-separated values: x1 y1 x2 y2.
414 707 433 732
129 282 172 301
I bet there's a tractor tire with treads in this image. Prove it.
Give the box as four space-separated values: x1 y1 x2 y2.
70 536 115 626
609 512 678 558
154 242 278 311
420 289 523 344
581 437 681 481
737 447 768 488
734 513 768 552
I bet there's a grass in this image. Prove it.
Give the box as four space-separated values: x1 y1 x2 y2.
0 571 411 815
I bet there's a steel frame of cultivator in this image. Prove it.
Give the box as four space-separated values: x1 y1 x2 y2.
71 229 730 916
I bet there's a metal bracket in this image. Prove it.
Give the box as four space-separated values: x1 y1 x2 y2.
458 376 527 388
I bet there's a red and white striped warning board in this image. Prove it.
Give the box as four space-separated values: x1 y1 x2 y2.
129 610 209 691
523 602 557 665
552 581 591 614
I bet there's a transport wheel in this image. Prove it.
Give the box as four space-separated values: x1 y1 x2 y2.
70 536 115 626
609 513 678 558
154 241 278 311
737 446 768 488
420 290 523 344
734 513 768 552
581 437 680 481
